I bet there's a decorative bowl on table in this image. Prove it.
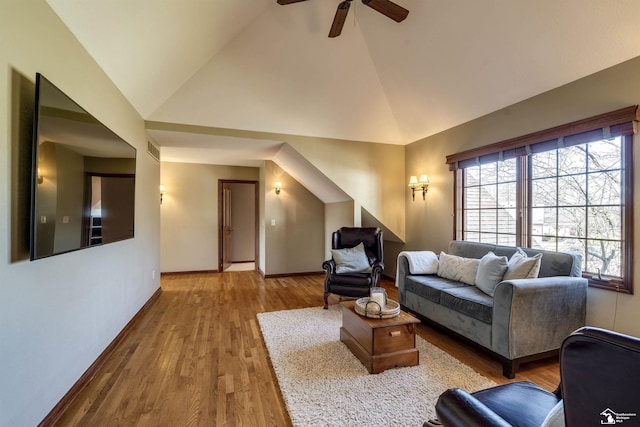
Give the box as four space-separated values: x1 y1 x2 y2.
354 297 401 319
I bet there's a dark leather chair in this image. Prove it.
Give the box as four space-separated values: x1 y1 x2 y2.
434 327 640 427
322 227 384 309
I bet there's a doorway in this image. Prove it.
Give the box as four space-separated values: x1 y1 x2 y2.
218 180 258 272
83 173 135 247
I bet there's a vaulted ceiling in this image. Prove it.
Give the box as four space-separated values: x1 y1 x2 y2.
48 0 640 163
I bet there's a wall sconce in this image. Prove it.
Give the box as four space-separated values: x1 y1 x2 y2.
37 168 44 185
160 185 166 205
408 174 429 201
275 181 282 195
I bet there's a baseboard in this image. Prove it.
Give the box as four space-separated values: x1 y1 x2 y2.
264 271 324 278
38 287 163 427
161 269 322 278
160 269 218 276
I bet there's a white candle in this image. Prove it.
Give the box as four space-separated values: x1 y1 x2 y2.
370 292 385 313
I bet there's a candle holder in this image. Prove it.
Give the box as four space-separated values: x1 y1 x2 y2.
369 287 387 313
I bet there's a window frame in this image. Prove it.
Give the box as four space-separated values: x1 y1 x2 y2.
448 107 639 294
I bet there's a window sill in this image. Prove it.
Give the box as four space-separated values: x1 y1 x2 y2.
586 275 631 294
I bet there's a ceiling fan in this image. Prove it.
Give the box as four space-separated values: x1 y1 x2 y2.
277 0 409 38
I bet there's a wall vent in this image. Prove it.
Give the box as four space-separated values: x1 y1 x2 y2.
147 140 160 162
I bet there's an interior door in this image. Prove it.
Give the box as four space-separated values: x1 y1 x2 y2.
222 184 233 271
101 175 135 243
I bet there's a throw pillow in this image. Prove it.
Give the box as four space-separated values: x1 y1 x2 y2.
540 400 565 427
475 252 509 296
437 252 480 286
404 251 439 274
503 247 543 280
331 242 372 274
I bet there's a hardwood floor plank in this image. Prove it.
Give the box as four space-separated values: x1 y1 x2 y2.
52 272 559 426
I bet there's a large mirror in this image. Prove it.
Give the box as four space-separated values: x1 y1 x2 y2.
30 74 136 260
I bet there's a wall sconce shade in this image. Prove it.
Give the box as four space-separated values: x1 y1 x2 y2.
160 185 166 205
408 174 429 201
275 181 282 195
37 168 44 185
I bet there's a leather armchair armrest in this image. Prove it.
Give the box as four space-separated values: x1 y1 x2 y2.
371 260 384 272
322 259 336 275
371 261 384 286
436 388 512 427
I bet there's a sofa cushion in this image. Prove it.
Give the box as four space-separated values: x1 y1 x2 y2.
504 248 542 280
440 286 494 324
405 275 466 303
438 252 480 286
475 252 509 296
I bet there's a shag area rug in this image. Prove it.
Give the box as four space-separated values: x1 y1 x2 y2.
257 304 497 427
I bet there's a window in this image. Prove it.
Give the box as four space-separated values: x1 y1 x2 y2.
462 159 517 245
530 138 625 280
449 107 638 293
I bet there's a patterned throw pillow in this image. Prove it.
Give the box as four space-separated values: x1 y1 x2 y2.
503 247 543 280
331 242 372 274
437 252 480 286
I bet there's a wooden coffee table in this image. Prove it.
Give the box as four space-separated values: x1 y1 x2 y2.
340 300 420 374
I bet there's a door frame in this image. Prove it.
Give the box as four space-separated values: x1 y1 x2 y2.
217 179 259 272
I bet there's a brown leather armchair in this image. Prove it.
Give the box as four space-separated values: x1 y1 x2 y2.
322 227 384 309
434 327 640 427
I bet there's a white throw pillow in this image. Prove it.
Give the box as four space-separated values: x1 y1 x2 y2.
437 252 480 286
331 242 372 274
503 247 543 280
541 400 565 427
404 251 439 274
475 252 509 296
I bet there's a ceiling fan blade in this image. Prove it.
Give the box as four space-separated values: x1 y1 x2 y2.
277 0 309 5
361 0 408 22
329 1 351 38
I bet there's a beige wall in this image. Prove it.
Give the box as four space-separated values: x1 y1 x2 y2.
148 122 408 247
324 201 355 259
159 162 258 272
0 2 160 426
148 126 407 281
406 56 640 337
286 137 406 240
263 161 325 275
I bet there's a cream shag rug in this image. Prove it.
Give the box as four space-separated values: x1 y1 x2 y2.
257 304 497 427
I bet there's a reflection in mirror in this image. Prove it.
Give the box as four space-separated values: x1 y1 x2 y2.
30 74 136 260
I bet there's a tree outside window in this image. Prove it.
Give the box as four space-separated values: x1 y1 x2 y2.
457 135 632 292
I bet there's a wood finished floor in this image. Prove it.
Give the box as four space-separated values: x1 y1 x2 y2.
54 272 560 426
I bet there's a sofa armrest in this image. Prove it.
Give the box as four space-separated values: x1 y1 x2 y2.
492 277 588 360
436 388 512 427
396 255 410 303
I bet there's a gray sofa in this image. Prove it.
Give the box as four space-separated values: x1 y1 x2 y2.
397 240 588 378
